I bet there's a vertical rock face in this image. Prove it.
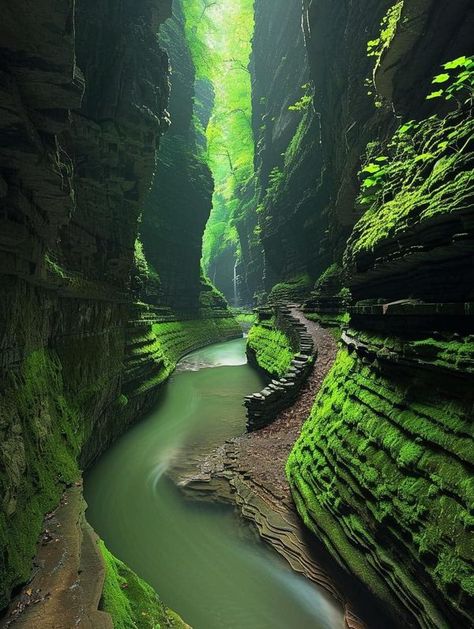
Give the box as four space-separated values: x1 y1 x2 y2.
249 0 394 293
0 0 171 608
249 0 317 291
64 0 171 286
249 0 474 297
141 1 215 312
287 1 474 626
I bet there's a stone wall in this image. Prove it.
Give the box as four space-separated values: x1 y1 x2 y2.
245 306 315 431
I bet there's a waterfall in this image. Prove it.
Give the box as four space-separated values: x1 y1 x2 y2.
233 259 239 307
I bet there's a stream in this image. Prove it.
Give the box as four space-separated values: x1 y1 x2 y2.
84 337 345 629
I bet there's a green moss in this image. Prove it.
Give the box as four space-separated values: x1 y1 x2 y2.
346 328 474 377
269 274 312 303
232 311 257 325
99 541 188 628
287 347 473 623
304 312 349 333
284 109 312 168
367 1 404 66
346 95 473 266
247 320 295 378
0 350 81 608
0 308 240 610
153 318 241 369
313 264 344 293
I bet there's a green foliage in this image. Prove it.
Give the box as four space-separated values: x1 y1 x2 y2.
247 321 296 378
348 58 473 261
232 310 257 325
367 1 404 62
99 540 187 628
366 1 404 106
264 166 285 205
134 239 150 278
288 83 313 112
426 55 474 102
183 1 256 273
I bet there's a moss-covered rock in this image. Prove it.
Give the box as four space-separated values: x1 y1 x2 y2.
346 75 474 302
99 541 188 629
0 349 81 608
287 345 474 626
247 319 296 378
269 274 312 304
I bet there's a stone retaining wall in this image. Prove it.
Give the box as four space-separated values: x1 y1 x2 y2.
245 306 316 431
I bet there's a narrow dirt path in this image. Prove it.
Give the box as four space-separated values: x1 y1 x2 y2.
226 306 338 507
0 482 112 629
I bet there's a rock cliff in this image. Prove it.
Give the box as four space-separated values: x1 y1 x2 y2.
0 0 238 613
141 1 215 312
286 1 474 626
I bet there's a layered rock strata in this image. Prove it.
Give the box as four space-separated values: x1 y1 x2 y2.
0 0 237 614
287 3 474 626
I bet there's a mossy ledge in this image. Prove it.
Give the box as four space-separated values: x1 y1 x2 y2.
287 342 474 627
99 541 188 629
247 319 296 379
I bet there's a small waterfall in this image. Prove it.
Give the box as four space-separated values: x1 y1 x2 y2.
233 259 239 307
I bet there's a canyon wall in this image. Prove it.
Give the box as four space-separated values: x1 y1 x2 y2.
250 0 316 294
141 2 216 312
286 0 474 626
249 0 396 300
0 0 238 611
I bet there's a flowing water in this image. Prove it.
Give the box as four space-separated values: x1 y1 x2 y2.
84 338 344 629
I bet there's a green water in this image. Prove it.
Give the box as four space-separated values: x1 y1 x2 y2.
84 338 344 629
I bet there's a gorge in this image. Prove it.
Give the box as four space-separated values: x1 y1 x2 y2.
0 1 473 628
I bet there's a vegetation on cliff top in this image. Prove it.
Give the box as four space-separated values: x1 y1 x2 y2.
347 56 474 266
